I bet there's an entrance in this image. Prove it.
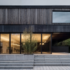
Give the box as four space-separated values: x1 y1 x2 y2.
52 33 70 53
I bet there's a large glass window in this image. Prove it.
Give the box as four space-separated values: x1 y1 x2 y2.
53 12 70 23
0 33 52 54
0 34 9 54
11 34 20 54
42 34 51 54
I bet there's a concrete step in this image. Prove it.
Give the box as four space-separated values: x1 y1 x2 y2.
0 66 33 69
0 63 33 66
34 55 70 66
0 61 34 63
35 61 61 63
34 63 62 66
34 63 70 66
34 55 70 58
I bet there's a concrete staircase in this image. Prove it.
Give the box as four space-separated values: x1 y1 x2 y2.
0 54 70 69
34 54 70 66
0 54 34 69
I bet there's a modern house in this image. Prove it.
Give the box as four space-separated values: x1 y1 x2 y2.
0 0 70 54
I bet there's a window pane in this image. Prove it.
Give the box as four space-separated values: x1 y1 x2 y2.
32 34 41 54
42 34 51 54
0 34 9 54
53 12 70 23
11 34 20 54
21 34 41 54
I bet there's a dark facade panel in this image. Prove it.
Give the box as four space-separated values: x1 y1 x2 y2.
7 9 19 24
0 25 70 33
0 9 5 24
0 8 52 24
0 8 70 25
20 9 27 24
47 9 52 24
52 46 69 52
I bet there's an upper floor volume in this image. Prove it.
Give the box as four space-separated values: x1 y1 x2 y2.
0 7 70 24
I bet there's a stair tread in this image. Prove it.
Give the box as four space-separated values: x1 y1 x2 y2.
0 66 33 67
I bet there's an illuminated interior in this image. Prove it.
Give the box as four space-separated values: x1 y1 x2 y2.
42 34 51 54
42 34 51 45
0 33 51 54
21 34 41 54
0 34 9 54
21 34 41 42
11 34 20 54
21 34 51 54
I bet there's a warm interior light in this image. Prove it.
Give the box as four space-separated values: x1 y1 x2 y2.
1 36 9 41
43 36 48 39
40 43 44 45
22 34 41 42
42 34 51 42
11 43 20 46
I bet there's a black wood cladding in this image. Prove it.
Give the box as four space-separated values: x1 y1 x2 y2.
0 8 70 24
0 24 70 32
0 9 52 24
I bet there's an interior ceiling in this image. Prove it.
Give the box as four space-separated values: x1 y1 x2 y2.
22 34 51 43
1 34 51 44
52 33 70 41
1 34 20 43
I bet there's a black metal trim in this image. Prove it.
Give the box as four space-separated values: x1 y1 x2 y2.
20 33 21 54
41 33 42 54
53 10 70 12
9 33 11 54
51 33 52 54
0 34 1 54
0 6 70 9
0 24 70 26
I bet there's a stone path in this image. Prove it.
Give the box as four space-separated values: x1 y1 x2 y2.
0 66 70 70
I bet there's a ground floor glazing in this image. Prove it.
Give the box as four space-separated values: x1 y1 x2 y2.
0 32 70 54
0 33 51 54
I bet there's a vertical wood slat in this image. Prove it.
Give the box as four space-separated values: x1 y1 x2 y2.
43 9 48 24
18 9 20 24
8 9 19 24
30 9 33 24
47 9 52 24
20 9 27 24
30 9 35 24
34 9 37 24
0 8 52 24
0 9 5 24
37 9 40 24
5 9 8 24
39 9 43 24
27 9 31 24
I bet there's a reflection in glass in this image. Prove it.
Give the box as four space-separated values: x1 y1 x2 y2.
53 12 70 23
11 34 20 54
42 34 51 54
0 34 9 54
21 34 41 54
